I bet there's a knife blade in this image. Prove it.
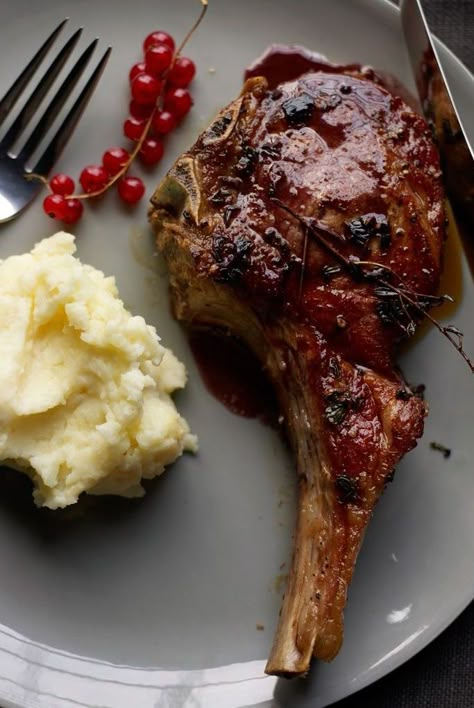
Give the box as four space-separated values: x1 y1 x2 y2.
400 0 474 270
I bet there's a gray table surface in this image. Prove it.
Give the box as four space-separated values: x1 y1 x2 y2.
332 1 474 706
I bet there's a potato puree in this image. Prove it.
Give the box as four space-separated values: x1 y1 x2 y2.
0 232 196 509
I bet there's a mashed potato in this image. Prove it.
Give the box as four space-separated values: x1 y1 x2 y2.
0 232 196 509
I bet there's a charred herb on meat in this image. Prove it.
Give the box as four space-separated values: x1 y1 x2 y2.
208 112 233 139
282 93 315 125
347 215 391 250
272 198 474 373
324 389 364 425
236 146 258 177
322 264 342 281
325 391 349 425
396 388 412 400
335 475 358 503
211 234 251 282
328 357 341 379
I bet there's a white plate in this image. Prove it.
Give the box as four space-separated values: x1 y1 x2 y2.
0 1 473 707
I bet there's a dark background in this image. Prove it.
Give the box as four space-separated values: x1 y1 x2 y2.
332 1 474 706
423 0 473 70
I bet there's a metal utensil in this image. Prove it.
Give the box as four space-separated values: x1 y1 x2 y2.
400 0 474 268
0 20 111 222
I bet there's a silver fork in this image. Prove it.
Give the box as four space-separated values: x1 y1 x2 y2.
0 20 111 223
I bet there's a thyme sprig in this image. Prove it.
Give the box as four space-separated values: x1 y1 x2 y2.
272 198 474 374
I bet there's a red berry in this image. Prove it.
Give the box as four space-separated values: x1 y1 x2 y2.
49 173 75 196
79 165 109 193
168 57 196 88
131 73 162 105
62 198 83 224
43 194 66 219
124 116 147 141
102 147 130 176
140 137 164 165
164 87 193 119
117 176 145 204
129 62 146 83
145 44 173 76
152 109 176 135
143 31 175 53
129 99 153 120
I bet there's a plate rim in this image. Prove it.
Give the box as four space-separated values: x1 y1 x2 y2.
0 0 472 706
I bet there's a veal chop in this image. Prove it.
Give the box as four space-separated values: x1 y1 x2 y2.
149 48 445 677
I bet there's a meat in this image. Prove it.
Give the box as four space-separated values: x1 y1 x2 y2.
149 50 445 677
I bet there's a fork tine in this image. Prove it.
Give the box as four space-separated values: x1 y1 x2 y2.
0 19 68 128
0 28 83 154
33 47 112 176
18 39 99 163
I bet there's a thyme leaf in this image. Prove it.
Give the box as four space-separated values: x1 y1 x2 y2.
325 399 348 425
282 93 315 125
335 475 358 503
430 441 452 459
322 264 342 281
347 214 391 251
328 357 341 379
324 389 362 425
236 146 258 176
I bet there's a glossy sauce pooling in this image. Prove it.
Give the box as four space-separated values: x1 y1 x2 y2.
183 46 443 375
245 44 420 112
189 330 279 425
172 43 443 408
245 44 362 89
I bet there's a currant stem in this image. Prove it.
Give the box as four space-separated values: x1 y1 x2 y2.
70 0 208 200
69 109 155 200
24 173 50 188
176 0 208 58
29 0 208 204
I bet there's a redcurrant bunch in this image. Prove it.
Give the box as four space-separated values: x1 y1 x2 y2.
42 27 197 224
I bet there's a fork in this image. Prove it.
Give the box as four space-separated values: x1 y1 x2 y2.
0 19 111 223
